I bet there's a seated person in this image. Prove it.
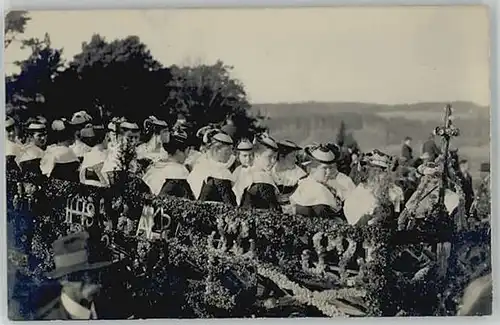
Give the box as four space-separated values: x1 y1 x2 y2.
272 140 306 204
187 128 236 205
233 134 281 211
16 120 48 177
80 124 109 187
290 145 345 222
232 139 254 184
41 119 80 182
143 129 194 199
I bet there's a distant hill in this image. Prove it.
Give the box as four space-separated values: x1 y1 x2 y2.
250 101 490 177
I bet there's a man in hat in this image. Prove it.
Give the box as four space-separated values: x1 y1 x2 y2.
401 136 413 165
36 232 115 320
421 133 441 162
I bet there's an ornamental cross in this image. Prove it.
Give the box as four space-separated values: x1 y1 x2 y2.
434 104 460 205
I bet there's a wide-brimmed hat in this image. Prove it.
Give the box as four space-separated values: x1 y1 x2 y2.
26 122 47 133
212 130 233 145
364 149 392 169
277 140 301 155
254 133 278 151
120 121 140 132
417 162 441 176
80 124 96 138
70 111 93 126
46 231 113 279
6 117 15 129
304 144 337 164
144 115 168 130
236 138 254 151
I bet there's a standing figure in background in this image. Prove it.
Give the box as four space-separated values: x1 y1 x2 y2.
421 133 441 162
401 136 413 166
290 145 345 222
233 134 281 211
272 140 306 205
457 159 474 213
473 162 491 222
187 128 236 205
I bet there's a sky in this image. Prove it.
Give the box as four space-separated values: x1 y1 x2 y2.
4 6 490 105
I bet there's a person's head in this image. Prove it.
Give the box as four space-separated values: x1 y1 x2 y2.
206 130 234 164
162 129 190 163
304 145 337 184
277 140 301 167
6 117 16 142
51 119 75 146
119 122 141 147
459 159 469 173
404 136 412 146
70 111 93 140
236 139 254 167
253 134 279 171
26 122 48 149
60 270 102 306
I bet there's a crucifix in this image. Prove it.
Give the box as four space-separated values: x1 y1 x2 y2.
433 104 460 207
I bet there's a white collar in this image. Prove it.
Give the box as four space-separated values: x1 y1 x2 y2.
61 292 97 320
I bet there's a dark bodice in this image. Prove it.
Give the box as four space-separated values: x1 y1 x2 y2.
240 183 282 212
50 161 81 182
198 177 236 206
159 179 195 200
19 159 42 176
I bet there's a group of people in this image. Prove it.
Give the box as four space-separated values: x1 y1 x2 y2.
5 110 490 226
6 110 492 320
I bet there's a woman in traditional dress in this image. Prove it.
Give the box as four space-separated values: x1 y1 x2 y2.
143 129 194 199
289 145 345 222
325 143 356 203
232 138 254 184
40 119 80 182
68 111 93 160
187 128 236 205
101 121 141 185
136 116 169 163
272 140 306 205
16 120 48 176
6 117 22 172
79 124 110 187
343 150 404 226
233 134 281 211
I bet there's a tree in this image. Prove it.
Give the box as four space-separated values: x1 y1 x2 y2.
336 120 347 147
6 34 64 121
57 34 171 123
167 61 264 140
4 11 31 48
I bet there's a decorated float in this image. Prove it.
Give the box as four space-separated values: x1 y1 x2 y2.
6 105 491 319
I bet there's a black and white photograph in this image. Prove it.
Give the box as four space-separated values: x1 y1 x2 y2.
4 6 492 319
